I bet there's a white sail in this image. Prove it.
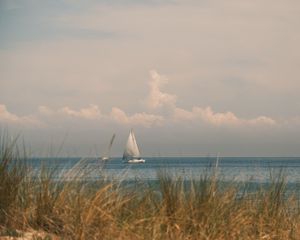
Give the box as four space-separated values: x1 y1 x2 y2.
123 129 145 163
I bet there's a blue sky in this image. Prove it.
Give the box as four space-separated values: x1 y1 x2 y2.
1 0 300 157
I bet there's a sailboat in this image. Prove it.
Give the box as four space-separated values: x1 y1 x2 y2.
101 133 116 160
123 129 145 163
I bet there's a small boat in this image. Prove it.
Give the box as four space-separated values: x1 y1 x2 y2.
101 133 116 160
123 129 145 163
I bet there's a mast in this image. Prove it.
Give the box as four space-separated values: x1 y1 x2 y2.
107 133 116 156
102 133 116 159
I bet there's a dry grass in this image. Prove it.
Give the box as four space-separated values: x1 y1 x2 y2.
0 137 300 240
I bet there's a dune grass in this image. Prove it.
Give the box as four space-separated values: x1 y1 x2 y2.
0 137 300 239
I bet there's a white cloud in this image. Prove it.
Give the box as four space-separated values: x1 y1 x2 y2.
59 104 102 120
147 70 177 110
38 105 102 120
38 106 55 116
37 104 164 127
110 107 128 124
110 107 164 127
247 116 276 126
0 104 20 122
173 106 276 126
191 106 241 126
0 104 44 127
173 107 194 121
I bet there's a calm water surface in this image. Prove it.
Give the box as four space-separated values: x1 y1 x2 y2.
28 157 300 185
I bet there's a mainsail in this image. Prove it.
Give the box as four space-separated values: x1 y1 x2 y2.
123 129 141 160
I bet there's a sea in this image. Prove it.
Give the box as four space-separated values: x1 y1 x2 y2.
28 157 300 188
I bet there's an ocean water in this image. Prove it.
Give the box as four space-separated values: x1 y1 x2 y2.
28 157 300 185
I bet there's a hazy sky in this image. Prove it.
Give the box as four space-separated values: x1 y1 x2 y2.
1 0 300 157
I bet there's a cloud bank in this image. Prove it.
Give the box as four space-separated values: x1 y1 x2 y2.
0 71 279 129
146 70 277 127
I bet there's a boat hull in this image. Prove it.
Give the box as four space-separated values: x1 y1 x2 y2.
127 159 146 163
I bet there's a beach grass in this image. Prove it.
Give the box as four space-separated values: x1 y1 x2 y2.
0 137 300 239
